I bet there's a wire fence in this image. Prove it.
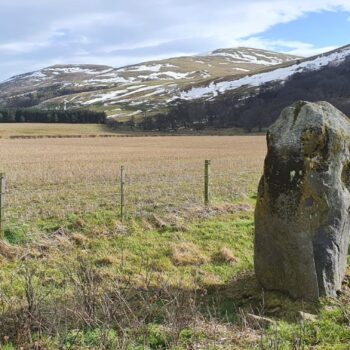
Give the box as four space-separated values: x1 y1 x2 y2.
0 160 260 234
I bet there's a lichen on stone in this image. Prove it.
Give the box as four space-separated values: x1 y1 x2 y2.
255 101 350 301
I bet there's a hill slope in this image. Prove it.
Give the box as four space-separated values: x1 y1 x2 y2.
180 45 350 100
0 48 298 119
151 45 350 131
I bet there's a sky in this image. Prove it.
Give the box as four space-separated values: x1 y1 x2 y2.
0 0 350 81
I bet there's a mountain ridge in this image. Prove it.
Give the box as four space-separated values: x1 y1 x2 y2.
3 44 349 131
142 44 350 132
0 47 299 119
180 44 350 100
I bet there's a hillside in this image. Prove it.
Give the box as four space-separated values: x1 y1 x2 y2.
180 45 350 100
144 45 350 131
2 45 350 131
0 48 298 119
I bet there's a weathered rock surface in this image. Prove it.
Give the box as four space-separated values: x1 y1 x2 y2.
255 101 350 301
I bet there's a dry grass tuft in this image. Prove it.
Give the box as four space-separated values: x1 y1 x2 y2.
113 223 129 236
213 203 252 214
70 233 88 246
94 255 118 267
152 215 170 229
75 218 86 229
194 320 262 347
140 219 154 231
171 242 210 266
0 241 18 260
217 246 238 265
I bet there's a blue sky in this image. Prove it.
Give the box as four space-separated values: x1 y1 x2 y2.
0 0 350 81
260 11 350 54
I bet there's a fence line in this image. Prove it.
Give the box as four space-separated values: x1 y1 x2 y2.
120 165 126 222
204 160 210 206
0 173 5 237
0 161 260 232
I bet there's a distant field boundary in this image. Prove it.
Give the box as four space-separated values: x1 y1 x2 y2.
4 134 132 140
0 123 266 139
1 132 265 140
3 134 186 140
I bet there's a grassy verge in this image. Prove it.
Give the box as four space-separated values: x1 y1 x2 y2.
0 201 349 349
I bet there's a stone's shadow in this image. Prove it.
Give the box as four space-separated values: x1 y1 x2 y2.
205 272 322 324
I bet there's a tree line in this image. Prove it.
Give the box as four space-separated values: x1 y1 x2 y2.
0 108 107 124
137 56 350 132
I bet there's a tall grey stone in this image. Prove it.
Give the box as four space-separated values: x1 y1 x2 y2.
255 101 350 301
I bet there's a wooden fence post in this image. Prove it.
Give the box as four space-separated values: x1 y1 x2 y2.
120 166 125 222
0 173 5 237
204 160 211 206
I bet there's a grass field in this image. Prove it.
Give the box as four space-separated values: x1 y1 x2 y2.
0 123 121 138
0 134 349 349
0 123 264 138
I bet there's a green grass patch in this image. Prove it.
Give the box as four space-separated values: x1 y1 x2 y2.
1 205 350 349
264 305 350 349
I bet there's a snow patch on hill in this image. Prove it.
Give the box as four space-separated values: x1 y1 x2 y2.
118 63 177 73
209 48 295 66
81 76 132 85
82 85 166 105
181 47 350 100
45 67 105 75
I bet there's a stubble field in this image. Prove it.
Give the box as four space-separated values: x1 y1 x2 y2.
1 135 266 229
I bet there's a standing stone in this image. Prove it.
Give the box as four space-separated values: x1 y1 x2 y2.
255 101 350 301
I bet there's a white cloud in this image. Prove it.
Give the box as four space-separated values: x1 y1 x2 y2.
281 44 337 57
232 37 337 57
52 12 129 30
0 41 47 54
